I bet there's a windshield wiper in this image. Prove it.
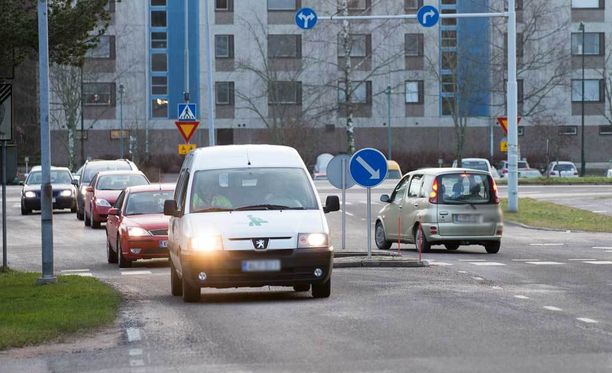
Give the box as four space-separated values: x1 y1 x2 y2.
235 204 303 211
192 207 234 213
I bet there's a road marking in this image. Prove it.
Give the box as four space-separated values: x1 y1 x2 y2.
543 306 563 311
472 276 484 281
512 259 540 262
345 212 354 217
129 348 143 356
126 328 141 342
71 273 93 277
526 261 564 265
514 295 530 300
470 262 506 266
576 317 598 324
605 250 612 253
492 286 503 290
121 270 153 276
583 261 612 265
529 243 564 246
429 261 453 266
459 259 487 262
593 246 612 250
591 210 606 214
130 359 145 367
567 258 596 261
457 270 468 274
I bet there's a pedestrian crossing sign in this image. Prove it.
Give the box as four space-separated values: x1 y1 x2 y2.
178 103 197 121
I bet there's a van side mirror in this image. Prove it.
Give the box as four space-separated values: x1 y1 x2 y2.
380 194 390 203
164 199 179 217
323 195 340 213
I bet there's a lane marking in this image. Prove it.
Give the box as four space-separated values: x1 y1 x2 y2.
429 261 453 266
512 259 540 262
567 258 596 261
459 259 487 262
526 261 564 265
605 250 612 253
492 286 503 290
470 262 506 266
529 243 564 246
576 317 598 324
583 261 612 265
121 270 153 276
130 359 145 367
543 306 563 311
345 212 354 217
472 276 484 281
514 295 530 300
129 348 143 356
126 328 141 342
457 270 468 274
593 246 612 250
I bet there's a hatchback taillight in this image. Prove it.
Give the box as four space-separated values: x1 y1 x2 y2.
429 177 439 204
491 178 500 204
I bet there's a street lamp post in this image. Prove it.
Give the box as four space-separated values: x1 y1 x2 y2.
80 66 85 166
579 22 586 177
119 83 125 159
386 85 392 159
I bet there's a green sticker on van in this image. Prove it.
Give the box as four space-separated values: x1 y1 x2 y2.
248 215 268 226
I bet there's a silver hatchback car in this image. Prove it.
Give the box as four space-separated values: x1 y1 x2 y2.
375 168 503 254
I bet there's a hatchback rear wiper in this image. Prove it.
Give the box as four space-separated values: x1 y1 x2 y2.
235 204 303 211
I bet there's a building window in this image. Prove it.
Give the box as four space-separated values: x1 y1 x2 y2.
338 34 368 57
215 82 234 105
151 32 167 49
152 98 168 118
339 81 370 104
571 79 602 102
571 0 602 8
83 83 115 106
441 76 455 94
405 81 424 104
559 126 578 135
441 0 456 4
441 52 457 70
151 0 166 5
269 81 301 104
151 11 167 27
571 33 603 55
268 35 301 58
151 76 167 95
85 36 115 59
441 30 457 48
346 0 366 10
215 35 234 58
216 0 229 10
151 53 167 71
267 0 296 11
405 0 423 11
598 125 612 135
441 96 456 115
405 34 423 56
504 0 523 10
504 33 524 59
441 8 456 26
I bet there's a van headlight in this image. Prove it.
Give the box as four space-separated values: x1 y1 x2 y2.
298 233 328 248
190 235 223 252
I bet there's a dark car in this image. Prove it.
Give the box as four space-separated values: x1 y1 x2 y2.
21 167 77 215
75 159 138 221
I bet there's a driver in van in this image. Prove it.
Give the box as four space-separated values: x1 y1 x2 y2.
192 180 232 210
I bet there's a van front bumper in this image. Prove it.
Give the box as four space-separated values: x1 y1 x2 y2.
180 248 333 288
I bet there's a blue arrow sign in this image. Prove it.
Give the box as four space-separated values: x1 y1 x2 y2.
295 7 318 30
417 5 439 28
349 148 388 188
178 103 197 121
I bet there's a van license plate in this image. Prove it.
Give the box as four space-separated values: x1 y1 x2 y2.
453 214 482 223
242 260 281 272
159 240 168 248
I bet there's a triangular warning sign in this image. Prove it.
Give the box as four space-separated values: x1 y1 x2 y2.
179 105 196 120
496 116 521 136
175 121 200 143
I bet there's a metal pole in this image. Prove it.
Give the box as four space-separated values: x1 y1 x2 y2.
80 66 85 166
2 141 7 271
506 0 519 212
580 22 586 177
119 84 124 159
367 187 371 259
184 0 190 104
341 158 346 250
204 0 215 146
386 85 392 159
37 0 56 284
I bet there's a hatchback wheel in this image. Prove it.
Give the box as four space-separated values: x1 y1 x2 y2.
445 243 459 251
415 225 431 253
485 242 501 254
375 221 392 250
170 259 182 296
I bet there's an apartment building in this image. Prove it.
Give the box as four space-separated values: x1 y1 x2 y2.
50 0 612 168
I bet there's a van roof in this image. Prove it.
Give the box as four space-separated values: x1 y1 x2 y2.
191 145 306 170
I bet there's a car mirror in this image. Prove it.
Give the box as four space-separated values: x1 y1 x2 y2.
71 178 79 186
19 181 24 185
107 208 120 216
164 199 179 217
323 195 340 213
380 194 390 203
85 186 94 193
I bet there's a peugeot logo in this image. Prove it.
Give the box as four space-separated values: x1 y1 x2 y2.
252 238 269 250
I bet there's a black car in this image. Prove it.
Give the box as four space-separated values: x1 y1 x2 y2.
21 167 77 215
74 159 138 220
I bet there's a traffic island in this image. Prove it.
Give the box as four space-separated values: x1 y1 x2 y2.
334 255 428 268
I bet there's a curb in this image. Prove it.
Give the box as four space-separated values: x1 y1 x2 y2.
333 257 428 268
333 251 400 258
504 220 572 233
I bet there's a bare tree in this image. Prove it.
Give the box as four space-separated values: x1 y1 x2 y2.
597 52 612 126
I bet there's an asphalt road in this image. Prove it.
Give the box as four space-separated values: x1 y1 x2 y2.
1 184 612 372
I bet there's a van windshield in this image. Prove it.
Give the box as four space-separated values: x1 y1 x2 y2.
439 173 492 204
190 168 318 212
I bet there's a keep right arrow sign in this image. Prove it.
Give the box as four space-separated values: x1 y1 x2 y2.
496 116 521 135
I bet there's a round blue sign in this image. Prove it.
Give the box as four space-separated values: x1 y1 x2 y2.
349 148 388 188
417 5 440 28
295 8 318 30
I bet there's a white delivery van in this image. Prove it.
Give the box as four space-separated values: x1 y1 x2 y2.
164 145 340 302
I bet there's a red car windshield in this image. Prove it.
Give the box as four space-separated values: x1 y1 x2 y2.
125 191 174 215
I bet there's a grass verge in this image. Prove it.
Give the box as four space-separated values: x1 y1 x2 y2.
496 177 612 185
0 270 120 350
501 198 612 233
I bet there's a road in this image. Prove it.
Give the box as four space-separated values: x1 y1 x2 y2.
1 184 612 372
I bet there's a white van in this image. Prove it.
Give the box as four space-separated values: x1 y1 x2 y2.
164 145 340 302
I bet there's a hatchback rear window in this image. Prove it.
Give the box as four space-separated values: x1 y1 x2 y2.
439 173 492 204
96 174 148 190
553 164 575 172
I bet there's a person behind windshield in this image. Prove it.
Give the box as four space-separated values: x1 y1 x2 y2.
192 179 232 210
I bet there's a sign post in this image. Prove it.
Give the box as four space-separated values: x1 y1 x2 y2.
327 154 355 250
349 148 387 258
0 85 11 271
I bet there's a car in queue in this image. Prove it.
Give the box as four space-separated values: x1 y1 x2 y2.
452 158 499 179
498 160 530 178
386 160 403 179
83 170 149 228
106 184 175 268
164 145 340 302
21 166 77 215
375 168 503 254
545 161 579 177
75 159 138 221
313 153 333 180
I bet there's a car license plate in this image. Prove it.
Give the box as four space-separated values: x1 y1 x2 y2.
241 260 281 272
159 240 168 248
453 214 482 224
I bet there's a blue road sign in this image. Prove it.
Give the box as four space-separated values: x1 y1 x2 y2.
178 103 197 121
349 148 388 188
417 5 439 27
295 8 318 30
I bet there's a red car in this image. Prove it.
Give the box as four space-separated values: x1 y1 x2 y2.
84 170 150 228
105 184 175 268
